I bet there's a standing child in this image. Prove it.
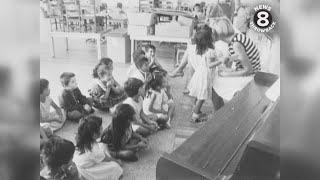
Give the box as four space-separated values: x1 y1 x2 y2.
59 72 94 122
89 58 126 112
170 25 222 122
101 104 148 162
40 136 80 180
143 73 175 128
74 116 123 180
40 78 66 132
123 78 158 136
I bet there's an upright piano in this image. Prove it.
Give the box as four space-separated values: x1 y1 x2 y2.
156 72 279 180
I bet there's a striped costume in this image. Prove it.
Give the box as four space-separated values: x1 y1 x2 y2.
228 33 261 73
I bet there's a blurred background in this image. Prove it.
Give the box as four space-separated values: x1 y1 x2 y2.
0 0 320 179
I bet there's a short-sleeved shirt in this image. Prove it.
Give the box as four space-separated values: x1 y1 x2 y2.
228 33 261 73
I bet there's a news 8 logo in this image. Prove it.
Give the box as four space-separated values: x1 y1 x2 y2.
250 4 276 33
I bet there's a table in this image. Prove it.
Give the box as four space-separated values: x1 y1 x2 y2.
129 35 191 62
49 31 108 60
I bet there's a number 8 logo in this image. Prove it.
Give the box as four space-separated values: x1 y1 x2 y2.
257 11 270 27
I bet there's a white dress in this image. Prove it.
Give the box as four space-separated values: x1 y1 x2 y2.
74 143 123 180
187 45 217 100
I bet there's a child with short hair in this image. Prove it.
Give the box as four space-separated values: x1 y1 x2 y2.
123 78 158 136
101 104 148 162
40 136 80 180
127 55 150 82
143 73 175 128
59 72 94 122
74 115 123 180
89 58 126 112
40 78 66 132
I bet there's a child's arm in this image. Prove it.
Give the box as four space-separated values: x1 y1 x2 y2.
50 100 63 120
208 57 223 69
219 42 253 77
148 94 166 114
76 88 91 105
101 84 112 101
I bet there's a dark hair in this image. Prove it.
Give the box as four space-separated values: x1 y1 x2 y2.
145 73 164 97
111 104 135 150
42 136 75 173
132 49 145 64
40 78 49 94
60 72 75 87
135 56 149 69
76 116 102 154
93 58 113 78
194 3 201 8
194 24 214 55
145 44 156 52
124 78 144 97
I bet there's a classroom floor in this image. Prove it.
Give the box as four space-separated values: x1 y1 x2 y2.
40 16 214 179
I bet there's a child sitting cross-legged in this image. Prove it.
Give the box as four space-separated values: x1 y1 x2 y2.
143 73 175 128
101 104 148 162
40 78 66 132
40 136 81 180
89 58 126 112
123 78 158 136
59 72 94 122
73 116 123 180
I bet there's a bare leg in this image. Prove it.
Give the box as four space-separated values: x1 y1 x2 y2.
165 103 175 127
193 99 205 115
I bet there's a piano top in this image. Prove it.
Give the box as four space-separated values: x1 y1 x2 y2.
166 72 279 179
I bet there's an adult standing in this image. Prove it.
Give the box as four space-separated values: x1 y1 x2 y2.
210 17 261 76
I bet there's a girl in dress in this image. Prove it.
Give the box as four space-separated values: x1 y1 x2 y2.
101 104 148 162
89 58 126 112
143 73 175 128
74 116 123 180
170 25 222 122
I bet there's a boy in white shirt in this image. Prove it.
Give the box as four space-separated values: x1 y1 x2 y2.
123 78 158 136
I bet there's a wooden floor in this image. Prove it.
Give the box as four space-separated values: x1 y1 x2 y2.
40 16 215 179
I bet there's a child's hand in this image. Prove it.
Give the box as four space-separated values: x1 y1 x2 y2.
84 104 91 112
106 80 114 88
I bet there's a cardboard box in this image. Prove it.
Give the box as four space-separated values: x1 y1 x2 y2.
127 12 156 26
155 22 192 38
128 25 154 36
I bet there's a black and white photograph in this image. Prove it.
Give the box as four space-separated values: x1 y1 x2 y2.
39 0 280 179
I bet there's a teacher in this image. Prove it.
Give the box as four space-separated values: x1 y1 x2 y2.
210 17 261 76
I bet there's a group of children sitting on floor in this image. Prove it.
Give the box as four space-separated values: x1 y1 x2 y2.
40 44 175 180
